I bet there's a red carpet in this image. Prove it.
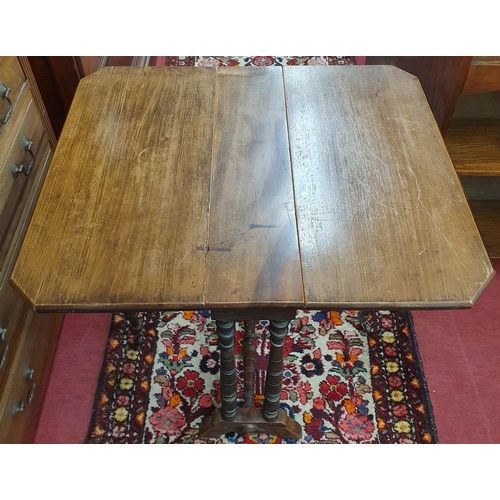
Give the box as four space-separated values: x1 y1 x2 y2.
412 258 500 444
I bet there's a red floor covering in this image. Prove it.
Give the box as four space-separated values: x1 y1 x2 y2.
33 260 500 444
412 258 500 444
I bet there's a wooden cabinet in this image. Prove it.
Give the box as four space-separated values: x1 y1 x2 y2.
0 56 151 442
0 57 63 443
366 56 500 257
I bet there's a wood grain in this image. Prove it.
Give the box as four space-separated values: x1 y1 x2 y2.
463 57 500 94
445 118 500 175
445 92 500 176
205 67 303 307
365 57 472 136
12 67 216 311
283 65 493 309
11 66 494 312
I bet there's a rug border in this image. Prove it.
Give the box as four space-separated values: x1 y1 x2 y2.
405 311 440 443
85 321 113 443
84 313 160 443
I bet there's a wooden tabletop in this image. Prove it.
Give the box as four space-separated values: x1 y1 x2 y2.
11 65 494 312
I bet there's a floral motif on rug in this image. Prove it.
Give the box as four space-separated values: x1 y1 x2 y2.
163 56 356 67
86 309 438 444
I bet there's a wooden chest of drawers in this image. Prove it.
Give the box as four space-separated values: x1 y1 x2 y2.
0 57 63 443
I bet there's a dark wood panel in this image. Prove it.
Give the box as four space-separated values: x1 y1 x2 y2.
468 200 500 258
75 57 107 78
0 308 63 443
27 57 79 138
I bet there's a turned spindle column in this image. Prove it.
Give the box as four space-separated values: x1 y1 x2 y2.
263 319 289 422
216 320 238 421
124 311 143 334
242 320 257 408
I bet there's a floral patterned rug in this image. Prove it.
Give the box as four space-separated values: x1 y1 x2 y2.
85 309 438 444
163 56 356 67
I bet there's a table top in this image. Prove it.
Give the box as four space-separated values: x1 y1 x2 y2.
11 65 494 312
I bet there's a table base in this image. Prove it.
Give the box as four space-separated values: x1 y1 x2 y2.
197 308 302 440
198 407 302 440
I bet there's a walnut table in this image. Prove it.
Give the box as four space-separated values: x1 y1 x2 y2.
10 66 494 440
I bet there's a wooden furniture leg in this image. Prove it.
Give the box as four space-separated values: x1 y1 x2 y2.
122 312 143 348
243 320 257 408
216 320 238 421
263 319 288 421
199 308 302 440
358 309 372 334
124 311 143 334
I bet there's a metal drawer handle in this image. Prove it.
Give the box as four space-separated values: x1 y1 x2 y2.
12 365 36 415
0 327 7 369
11 137 35 179
0 82 13 124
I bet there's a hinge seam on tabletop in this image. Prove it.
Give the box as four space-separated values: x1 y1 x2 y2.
281 66 306 305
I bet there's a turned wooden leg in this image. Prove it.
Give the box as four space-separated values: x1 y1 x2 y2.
216 320 238 421
243 320 257 408
124 311 143 334
199 308 301 440
358 309 372 334
263 319 288 422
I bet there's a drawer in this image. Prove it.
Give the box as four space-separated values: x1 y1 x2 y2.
0 57 27 138
0 272 30 389
0 144 52 285
0 82 30 171
0 99 50 275
0 308 63 443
